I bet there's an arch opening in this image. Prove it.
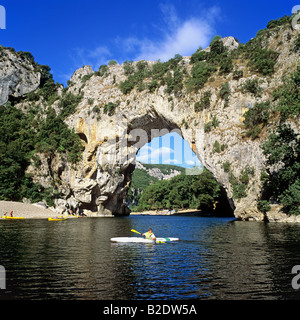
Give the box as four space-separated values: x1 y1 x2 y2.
124 130 234 217
77 112 235 217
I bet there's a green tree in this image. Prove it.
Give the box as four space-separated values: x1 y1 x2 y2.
136 169 220 212
262 124 300 215
273 66 300 118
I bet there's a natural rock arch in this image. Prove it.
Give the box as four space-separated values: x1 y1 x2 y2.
70 97 255 219
0 24 298 222
32 31 299 220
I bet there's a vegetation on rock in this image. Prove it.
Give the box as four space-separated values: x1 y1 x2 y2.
258 67 300 215
135 169 220 212
0 54 84 205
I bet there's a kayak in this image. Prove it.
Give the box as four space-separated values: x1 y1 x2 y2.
48 217 67 221
110 237 179 243
2 216 25 220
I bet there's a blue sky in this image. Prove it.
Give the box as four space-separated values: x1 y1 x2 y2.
0 0 297 167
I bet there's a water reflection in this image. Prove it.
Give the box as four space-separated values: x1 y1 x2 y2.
205 222 300 300
0 217 300 299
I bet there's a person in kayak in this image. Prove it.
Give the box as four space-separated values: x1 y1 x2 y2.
142 228 156 241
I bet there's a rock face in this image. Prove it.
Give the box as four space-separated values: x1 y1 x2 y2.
0 47 40 105
1 26 299 220
52 28 298 219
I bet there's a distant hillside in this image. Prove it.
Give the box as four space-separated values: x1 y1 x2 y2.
126 162 185 208
137 162 185 178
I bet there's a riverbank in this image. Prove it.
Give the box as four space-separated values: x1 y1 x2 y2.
0 201 201 219
0 201 58 219
130 209 202 216
1 200 298 222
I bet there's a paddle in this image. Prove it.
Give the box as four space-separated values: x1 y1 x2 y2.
131 229 141 235
130 229 165 243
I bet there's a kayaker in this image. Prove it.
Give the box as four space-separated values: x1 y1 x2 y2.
143 228 156 241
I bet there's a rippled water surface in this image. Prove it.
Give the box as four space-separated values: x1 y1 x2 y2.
1 215 300 300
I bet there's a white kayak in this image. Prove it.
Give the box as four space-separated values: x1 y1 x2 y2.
110 237 179 243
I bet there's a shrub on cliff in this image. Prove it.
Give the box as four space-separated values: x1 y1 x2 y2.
272 66 300 118
241 79 262 96
186 61 217 92
103 102 118 116
292 34 300 53
194 91 211 112
58 92 83 119
209 37 226 59
187 37 232 90
164 68 184 94
97 64 109 77
151 60 170 81
247 48 279 76
190 49 207 64
119 79 135 94
243 101 271 139
219 82 231 107
266 15 291 29
123 60 135 76
36 107 84 163
219 57 234 75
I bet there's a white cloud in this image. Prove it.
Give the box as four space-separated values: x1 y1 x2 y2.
136 145 153 162
136 19 213 61
66 4 220 84
120 4 220 62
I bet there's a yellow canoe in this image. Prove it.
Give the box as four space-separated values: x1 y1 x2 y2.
2 216 25 220
48 217 67 221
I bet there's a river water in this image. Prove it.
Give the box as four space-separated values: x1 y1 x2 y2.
0 215 300 300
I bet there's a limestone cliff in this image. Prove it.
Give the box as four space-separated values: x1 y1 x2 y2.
1 19 299 221
57 29 298 220
0 47 40 105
